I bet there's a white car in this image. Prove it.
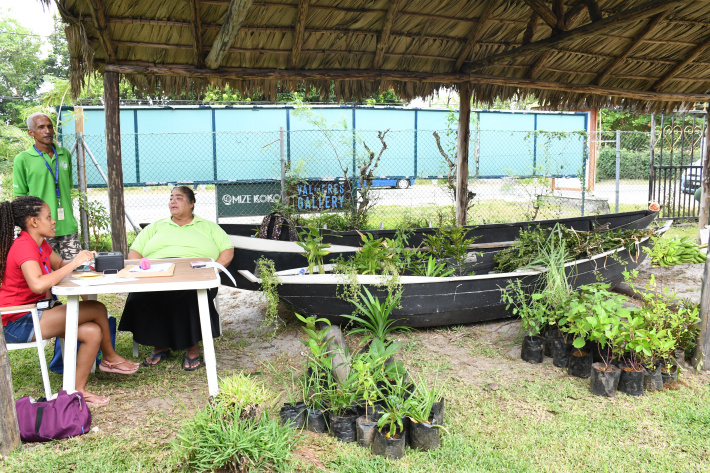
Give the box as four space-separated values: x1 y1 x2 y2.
680 159 702 194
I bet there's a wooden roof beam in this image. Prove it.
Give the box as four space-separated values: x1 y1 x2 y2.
464 0 685 72
102 62 710 103
594 11 669 86
205 0 254 69
373 0 401 70
190 0 204 68
582 0 603 22
454 0 497 72
86 0 116 63
522 13 539 45
290 0 309 69
554 0 565 31
654 36 710 91
563 2 587 29
522 0 559 32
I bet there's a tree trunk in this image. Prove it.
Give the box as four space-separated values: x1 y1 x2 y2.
103 72 128 256
456 82 471 225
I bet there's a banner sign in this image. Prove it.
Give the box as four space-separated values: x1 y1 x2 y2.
216 182 281 217
295 181 348 213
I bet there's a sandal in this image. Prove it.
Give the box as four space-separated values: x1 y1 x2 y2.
144 350 171 367
99 359 139 374
83 392 110 407
183 355 202 372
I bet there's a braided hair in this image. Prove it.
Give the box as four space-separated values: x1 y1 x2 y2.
0 196 45 279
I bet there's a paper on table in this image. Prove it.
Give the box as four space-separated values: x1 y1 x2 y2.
127 262 173 273
71 276 140 286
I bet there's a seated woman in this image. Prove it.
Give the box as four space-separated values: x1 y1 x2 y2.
0 196 139 407
119 186 234 371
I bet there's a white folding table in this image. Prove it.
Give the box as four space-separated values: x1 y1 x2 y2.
52 258 221 396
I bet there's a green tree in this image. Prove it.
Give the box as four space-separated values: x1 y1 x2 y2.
43 15 70 80
0 18 44 123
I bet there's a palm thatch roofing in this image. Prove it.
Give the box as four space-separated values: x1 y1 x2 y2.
48 0 710 112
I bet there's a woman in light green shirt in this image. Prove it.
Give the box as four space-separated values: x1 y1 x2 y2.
118 187 234 371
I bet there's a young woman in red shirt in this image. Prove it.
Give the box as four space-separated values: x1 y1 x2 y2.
0 196 139 406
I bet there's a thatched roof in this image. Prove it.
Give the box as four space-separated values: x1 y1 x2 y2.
49 0 710 112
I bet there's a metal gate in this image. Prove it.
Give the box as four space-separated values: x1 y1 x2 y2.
649 112 707 219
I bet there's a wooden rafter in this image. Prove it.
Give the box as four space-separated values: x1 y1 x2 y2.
454 0 497 72
205 0 254 69
583 0 603 22
594 11 669 86
102 61 710 103
522 13 539 45
653 35 710 91
521 0 558 31
290 0 309 69
464 0 684 72
527 49 554 79
85 0 116 63
554 0 565 30
563 2 587 29
190 0 204 68
373 0 401 70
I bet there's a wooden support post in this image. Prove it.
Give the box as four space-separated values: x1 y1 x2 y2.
692 106 710 371
456 82 471 226
103 72 128 256
0 326 21 454
74 107 90 250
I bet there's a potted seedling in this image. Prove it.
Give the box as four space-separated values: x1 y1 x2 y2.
278 367 307 428
502 279 549 364
372 377 415 459
322 367 360 443
617 314 650 396
351 352 382 447
407 372 447 451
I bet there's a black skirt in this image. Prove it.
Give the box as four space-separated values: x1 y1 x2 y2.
118 288 220 351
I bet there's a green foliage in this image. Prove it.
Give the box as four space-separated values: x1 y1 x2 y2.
340 287 409 343
74 192 111 251
256 257 282 334
422 225 480 276
494 224 653 273
407 371 446 425
643 235 706 267
559 283 630 367
176 373 295 472
596 147 654 180
295 225 331 274
377 376 415 438
294 312 334 369
501 279 551 337
599 109 652 132
410 255 455 277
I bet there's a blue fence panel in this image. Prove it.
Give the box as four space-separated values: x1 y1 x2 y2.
354 109 415 177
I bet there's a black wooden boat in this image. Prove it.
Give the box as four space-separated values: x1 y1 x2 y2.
219 210 658 290
239 232 659 328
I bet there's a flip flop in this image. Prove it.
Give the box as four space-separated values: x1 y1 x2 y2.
99 359 139 374
183 355 202 372
144 350 171 367
83 392 110 407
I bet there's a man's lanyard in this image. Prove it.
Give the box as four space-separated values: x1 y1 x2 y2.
33 145 61 204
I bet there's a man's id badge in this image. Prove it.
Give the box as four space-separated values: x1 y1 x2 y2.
57 208 65 220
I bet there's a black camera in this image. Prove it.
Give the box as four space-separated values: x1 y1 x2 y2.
36 299 62 310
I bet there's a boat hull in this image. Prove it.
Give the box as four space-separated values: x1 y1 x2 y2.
271 239 651 328
220 210 657 290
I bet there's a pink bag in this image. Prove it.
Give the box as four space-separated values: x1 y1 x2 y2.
15 390 91 442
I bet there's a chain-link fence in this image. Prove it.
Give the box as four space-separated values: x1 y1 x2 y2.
59 127 605 231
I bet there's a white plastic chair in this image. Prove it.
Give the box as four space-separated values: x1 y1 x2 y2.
2 304 52 399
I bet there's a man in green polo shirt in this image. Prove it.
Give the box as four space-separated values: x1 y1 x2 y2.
13 112 81 259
